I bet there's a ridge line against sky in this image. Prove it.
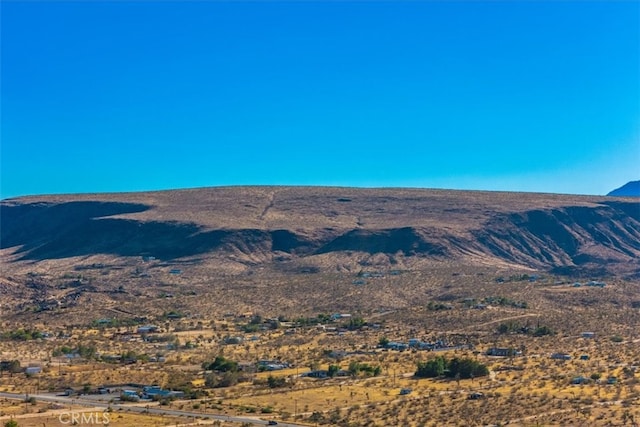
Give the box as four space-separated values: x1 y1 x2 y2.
2 183 638 202
1 0 639 199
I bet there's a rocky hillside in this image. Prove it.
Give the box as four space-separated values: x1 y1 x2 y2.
1 187 639 277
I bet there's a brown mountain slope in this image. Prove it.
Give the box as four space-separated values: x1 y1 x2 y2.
1 186 639 277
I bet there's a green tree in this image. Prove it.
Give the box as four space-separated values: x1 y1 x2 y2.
77 344 97 359
4 420 19 427
497 323 510 334
328 364 340 377
446 357 489 379
348 361 361 376
347 316 365 330
415 356 446 378
317 313 331 323
416 356 488 380
204 356 238 372
0 360 21 377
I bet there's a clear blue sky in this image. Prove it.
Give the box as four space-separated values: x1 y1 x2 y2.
2 1 639 199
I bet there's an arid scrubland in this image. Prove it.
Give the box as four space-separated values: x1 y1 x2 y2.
1 187 639 425
1 265 638 426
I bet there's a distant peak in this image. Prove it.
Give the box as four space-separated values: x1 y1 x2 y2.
607 181 640 197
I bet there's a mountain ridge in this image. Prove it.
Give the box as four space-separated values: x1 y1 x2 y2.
2 186 639 277
608 180 640 197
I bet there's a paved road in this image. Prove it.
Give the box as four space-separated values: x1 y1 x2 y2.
0 391 304 426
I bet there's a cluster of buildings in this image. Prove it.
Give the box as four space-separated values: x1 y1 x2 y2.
382 338 471 352
571 376 617 385
122 385 185 401
302 369 350 378
486 347 522 357
572 281 606 288
0 360 41 375
257 360 291 371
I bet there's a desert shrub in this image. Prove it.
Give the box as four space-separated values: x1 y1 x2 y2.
205 371 239 388
267 375 286 388
427 302 452 311
483 296 527 308
497 321 524 334
1 329 43 341
348 361 381 377
120 392 139 402
532 325 554 337
242 323 260 333
308 411 325 422
496 321 554 336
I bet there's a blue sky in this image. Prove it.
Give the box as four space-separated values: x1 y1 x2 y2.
2 1 639 198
